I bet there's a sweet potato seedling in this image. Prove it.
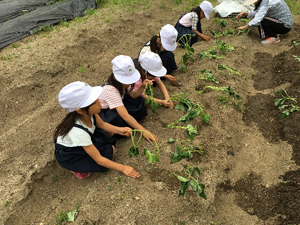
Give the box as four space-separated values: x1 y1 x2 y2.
216 64 245 79
177 34 196 72
167 93 210 127
172 166 206 199
127 129 160 163
196 69 219 84
144 83 162 113
171 139 204 162
275 89 299 118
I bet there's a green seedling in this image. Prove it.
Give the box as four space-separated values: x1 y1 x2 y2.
275 89 299 118
215 17 227 28
210 28 235 37
168 138 175 143
237 29 250 36
293 55 300 62
144 83 162 113
196 69 219 84
216 40 235 55
171 140 204 163
177 34 196 72
293 38 300 46
127 129 160 163
3 200 9 207
198 86 241 101
169 124 198 140
167 93 210 127
56 207 78 224
216 64 245 79
199 49 222 59
172 166 206 199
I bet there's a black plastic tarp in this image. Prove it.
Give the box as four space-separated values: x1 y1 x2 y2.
0 0 96 49
0 0 55 23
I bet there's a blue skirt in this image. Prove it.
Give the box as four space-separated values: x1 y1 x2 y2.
55 128 115 172
99 95 147 133
175 21 202 47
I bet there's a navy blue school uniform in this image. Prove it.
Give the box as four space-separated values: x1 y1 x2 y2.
55 116 115 173
175 14 202 47
99 85 147 139
137 41 177 75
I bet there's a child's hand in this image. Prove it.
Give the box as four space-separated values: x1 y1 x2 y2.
162 99 174 109
122 165 140 178
142 129 158 142
202 34 211 41
164 75 177 83
118 127 132 137
142 79 153 88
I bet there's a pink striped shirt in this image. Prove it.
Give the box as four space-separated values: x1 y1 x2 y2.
99 85 124 109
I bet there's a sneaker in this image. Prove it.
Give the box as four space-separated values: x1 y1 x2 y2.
261 37 280 45
72 171 91 179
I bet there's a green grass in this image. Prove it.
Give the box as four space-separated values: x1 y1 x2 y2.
286 0 300 15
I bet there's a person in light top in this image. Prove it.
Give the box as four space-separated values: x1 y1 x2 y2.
99 55 158 142
236 0 293 45
54 81 140 179
174 1 213 47
134 52 174 109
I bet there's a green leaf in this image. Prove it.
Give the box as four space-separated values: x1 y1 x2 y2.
174 102 187 111
193 167 200 175
197 184 207 200
201 113 210 123
127 146 139 158
176 175 189 182
144 148 159 163
190 179 198 191
274 99 282 107
67 209 77 222
171 146 182 163
180 151 190 158
179 181 190 196
181 63 187 72
168 138 175 143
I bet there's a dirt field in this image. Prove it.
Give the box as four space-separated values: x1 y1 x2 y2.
1 1 300 224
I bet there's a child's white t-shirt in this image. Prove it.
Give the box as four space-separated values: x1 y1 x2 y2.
56 117 96 147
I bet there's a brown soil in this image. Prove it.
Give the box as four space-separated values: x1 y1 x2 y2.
1 1 300 224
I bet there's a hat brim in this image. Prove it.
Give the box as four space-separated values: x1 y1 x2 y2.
148 66 167 77
244 0 256 5
204 11 210 20
115 70 141 85
161 38 177 51
81 86 103 108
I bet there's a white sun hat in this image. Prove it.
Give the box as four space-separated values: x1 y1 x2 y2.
139 52 167 77
58 81 103 112
244 0 257 5
199 1 213 20
160 24 178 52
112 55 141 85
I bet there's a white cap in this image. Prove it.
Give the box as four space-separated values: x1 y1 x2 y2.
112 55 141 85
160 24 178 51
200 1 213 20
58 81 103 112
139 52 167 77
244 0 256 5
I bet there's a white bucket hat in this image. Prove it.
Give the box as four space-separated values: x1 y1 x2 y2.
244 0 257 5
112 55 141 85
200 1 213 20
139 52 167 77
160 24 178 52
58 81 103 112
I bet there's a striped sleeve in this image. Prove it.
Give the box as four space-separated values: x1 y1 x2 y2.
99 85 124 109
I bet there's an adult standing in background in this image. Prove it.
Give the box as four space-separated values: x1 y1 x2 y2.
236 0 293 45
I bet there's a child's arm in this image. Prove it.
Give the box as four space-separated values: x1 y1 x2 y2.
130 79 153 99
83 144 140 178
192 29 211 41
116 105 158 142
163 74 177 83
95 114 131 137
152 79 174 109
